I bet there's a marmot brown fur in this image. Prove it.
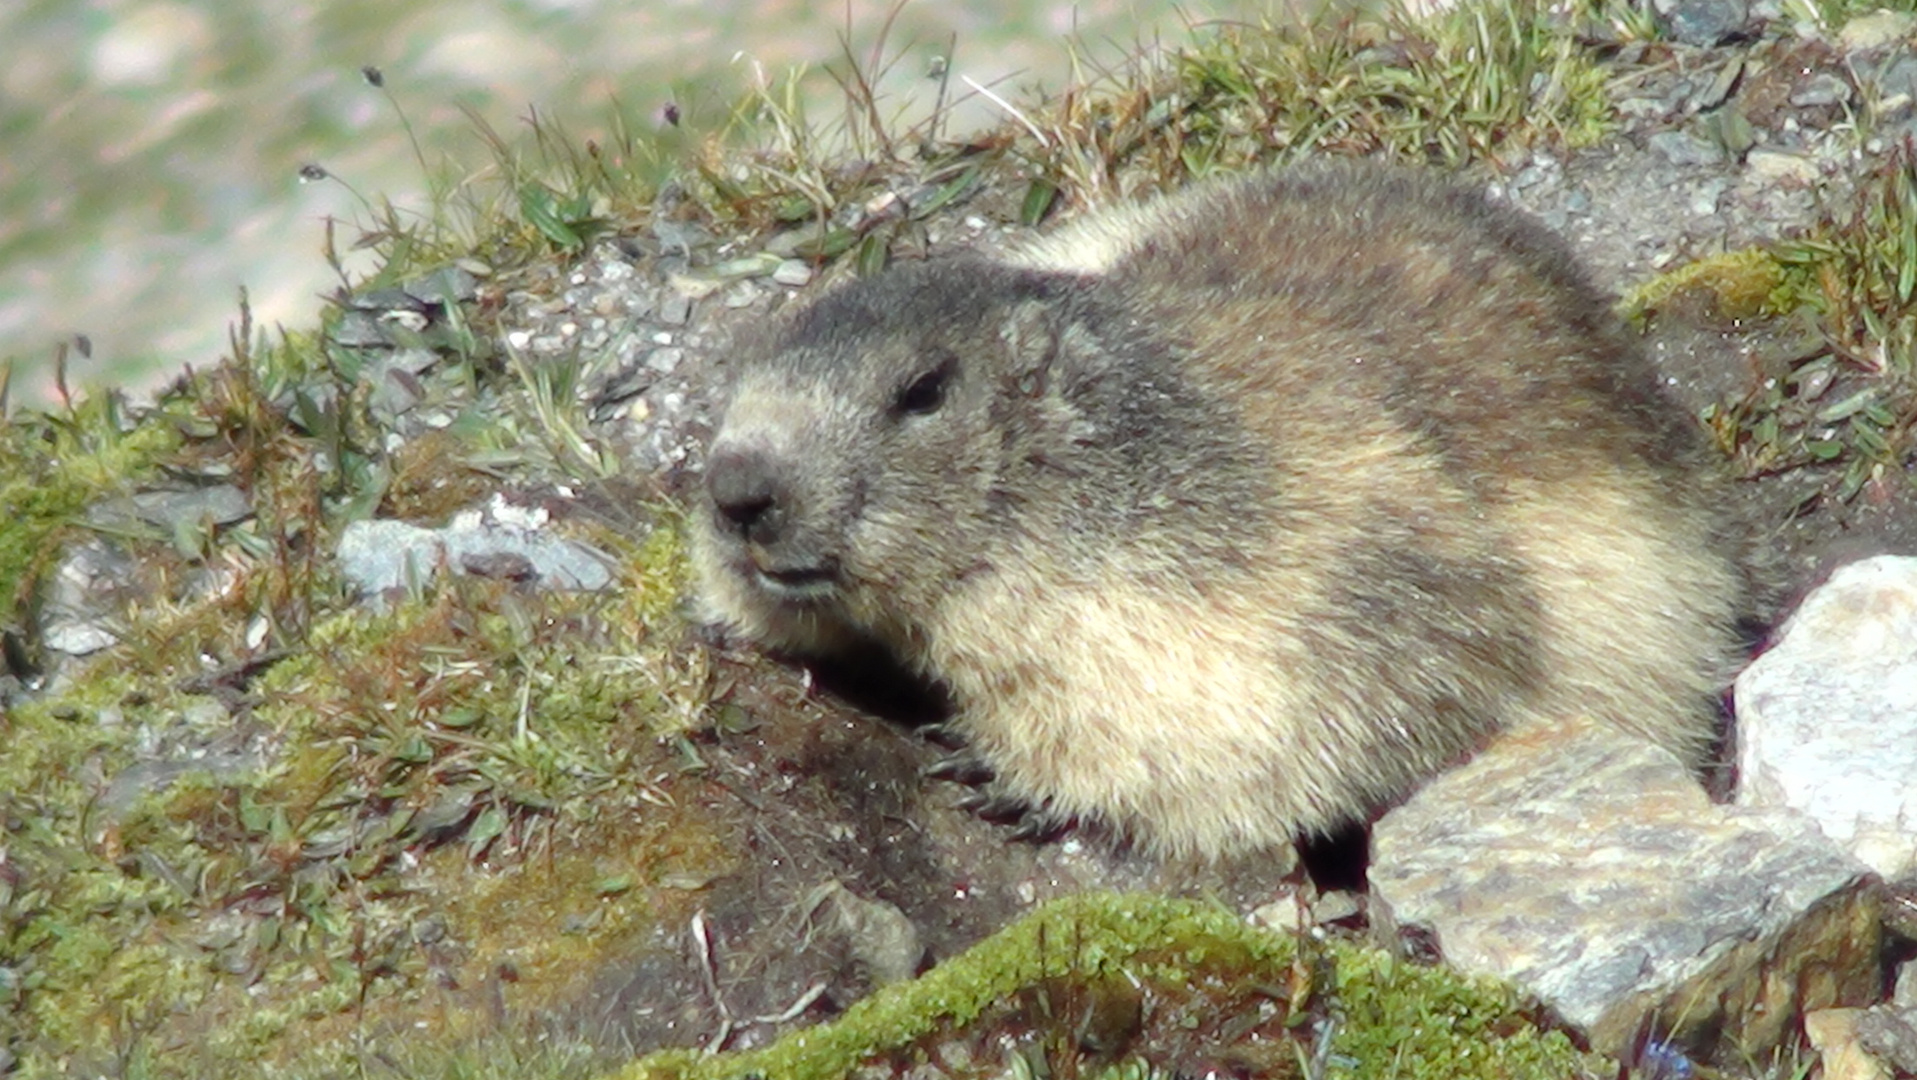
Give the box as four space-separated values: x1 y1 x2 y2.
691 161 1748 860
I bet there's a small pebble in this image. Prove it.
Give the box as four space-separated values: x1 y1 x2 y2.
773 259 814 287
1649 130 1725 166
1747 150 1819 184
1790 73 1853 107
659 292 692 326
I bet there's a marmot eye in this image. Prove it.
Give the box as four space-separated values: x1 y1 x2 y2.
894 357 954 416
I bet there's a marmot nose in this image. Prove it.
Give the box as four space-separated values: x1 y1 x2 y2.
706 446 787 543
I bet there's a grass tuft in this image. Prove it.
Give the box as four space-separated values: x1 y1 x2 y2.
1697 145 1917 504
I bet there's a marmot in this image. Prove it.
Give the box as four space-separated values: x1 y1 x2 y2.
691 161 1748 861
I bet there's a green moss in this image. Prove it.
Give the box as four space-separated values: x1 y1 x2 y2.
0 516 710 1075
0 391 182 616
614 894 1597 1080
1693 147 1917 503
1620 248 1794 324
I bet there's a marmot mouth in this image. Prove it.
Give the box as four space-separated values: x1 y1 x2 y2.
747 554 842 600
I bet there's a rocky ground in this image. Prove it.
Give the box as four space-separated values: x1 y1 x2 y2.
4 2 1917 1079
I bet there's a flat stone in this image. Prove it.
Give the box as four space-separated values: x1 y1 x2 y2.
330 309 391 348
337 502 616 601
808 882 923 987
347 287 425 312
439 514 614 592
402 265 479 306
658 291 693 326
1648 129 1724 166
39 538 135 655
43 620 120 656
772 259 814 287
1858 1006 1917 1075
127 483 254 529
1371 717 1881 1061
1735 555 1917 879
1791 72 1854 107
1873 56 1917 105
369 368 425 420
1807 1008 1891 1080
1839 9 1916 53
336 518 445 596
1746 149 1820 185
383 347 439 376
90 484 253 533
1655 0 1751 45
721 281 761 308
707 252 783 280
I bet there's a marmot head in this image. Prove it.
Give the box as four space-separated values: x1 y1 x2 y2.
693 256 1098 656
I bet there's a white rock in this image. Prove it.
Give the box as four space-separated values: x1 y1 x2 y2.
1736 555 1917 878
1373 716 1880 1060
1747 149 1820 185
772 259 814 287
1839 10 1916 53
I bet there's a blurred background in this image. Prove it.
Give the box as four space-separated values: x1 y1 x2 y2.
0 1 1276 408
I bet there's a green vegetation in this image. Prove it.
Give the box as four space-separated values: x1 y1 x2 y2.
1631 146 1917 505
0 282 713 1074
0 366 180 618
616 893 1599 1080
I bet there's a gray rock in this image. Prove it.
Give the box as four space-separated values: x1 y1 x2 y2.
337 500 616 601
403 265 480 307
650 219 711 259
658 291 693 326
1746 149 1820 185
1858 1007 1917 1075
589 359 653 409
347 287 425 313
369 368 426 421
807 881 923 987
1791 73 1854 107
1655 0 1752 45
91 484 252 534
772 259 814 287
330 308 392 348
1839 9 1916 54
336 519 445 596
101 751 256 819
1371 716 1881 1061
721 281 762 309
1873 56 1917 106
40 538 135 656
1649 129 1726 166
383 347 439 376
440 505 614 591
1735 555 1917 879
1690 177 1731 216
43 619 120 657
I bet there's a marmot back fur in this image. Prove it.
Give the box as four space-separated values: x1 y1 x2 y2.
692 161 1748 860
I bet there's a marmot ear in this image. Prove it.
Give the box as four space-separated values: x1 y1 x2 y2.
997 272 1094 399
999 300 1060 398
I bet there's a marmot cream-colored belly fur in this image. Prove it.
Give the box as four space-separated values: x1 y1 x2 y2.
692 161 1747 860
